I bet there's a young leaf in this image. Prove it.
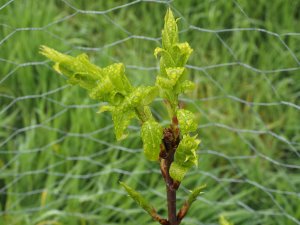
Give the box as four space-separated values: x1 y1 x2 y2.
187 184 206 206
173 42 193 66
111 106 136 140
120 182 155 216
176 109 197 134
141 120 163 161
177 184 206 221
179 80 195 93
40 46 103 87
88 76 115 102
169 163 189 182
123 86 158 109
166 67 185 84
40 46 160 141
162 8 178 50
170 134 200 181
102 63 132 95
156 76 174 89
155 8 195 116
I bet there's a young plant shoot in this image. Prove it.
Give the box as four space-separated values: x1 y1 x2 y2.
40 8 204 225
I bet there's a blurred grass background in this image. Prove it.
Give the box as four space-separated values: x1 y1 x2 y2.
0 0 299 225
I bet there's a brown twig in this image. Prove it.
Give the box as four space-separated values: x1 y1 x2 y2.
151 210 170 225
159 126 181 225
176 202 189 224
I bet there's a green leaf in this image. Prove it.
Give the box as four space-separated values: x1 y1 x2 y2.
102 63 132 95
88 76 115 101
173 42 193 66
120 182 155 216
124 86 158 109
170 134 200 181
179 80 195 93
111 107 136 140
156 76 174 89
166 67 185 83
98 105 115 113
177 109 197 134
154 47 163 58
154 9 194 113
141 120 163 161
162 8 178 50
40 46 134 105
169 162 189 182
155 48 176 77
40 46 103 89
187 184 206 206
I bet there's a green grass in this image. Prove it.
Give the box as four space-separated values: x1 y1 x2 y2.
0 0 299 225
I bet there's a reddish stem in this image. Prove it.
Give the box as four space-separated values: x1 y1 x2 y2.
160 127 180 225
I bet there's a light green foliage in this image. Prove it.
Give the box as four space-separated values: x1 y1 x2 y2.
123 86 158 109
0 1 295 224
170 135 200 181
219 215 234 225
40 46 158 141
187 184 206 206
99 86 158 140
120 182 155 216
162 8 178 50
40 46 132 104
177 109 197 135
105 106 136 140
141 120 163 161
40 9 201 221
154 9 200 181
154 9 194 114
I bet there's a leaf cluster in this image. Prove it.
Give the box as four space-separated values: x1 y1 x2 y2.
40 8 203 224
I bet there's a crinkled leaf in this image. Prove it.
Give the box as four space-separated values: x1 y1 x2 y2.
139 86 159 106
88 76 114 101
120 182 155 216
141 120 163 161
155 67 185 106
103 63 132 95
155 47 176 67
67 72 97 90
176 135 200 167
156 76 174 89
166 67 184 83
170 134 200 181
187 184 206 205
143 106 154 121
155 48 176 77
40 46 159 143
177 109 197 134
169 162 189 182
179 80 195 93
173 42 193 66
111 107 136 140
155 9 194 113
124 86 158 108
40 46 103 89
40 46 133 105
162 8 178 50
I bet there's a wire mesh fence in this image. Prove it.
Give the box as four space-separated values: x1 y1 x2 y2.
0 0 299 225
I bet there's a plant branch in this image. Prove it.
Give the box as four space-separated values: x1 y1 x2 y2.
160 127 180 225
177 202 189 224
151 210 170 225
177 184 206 223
